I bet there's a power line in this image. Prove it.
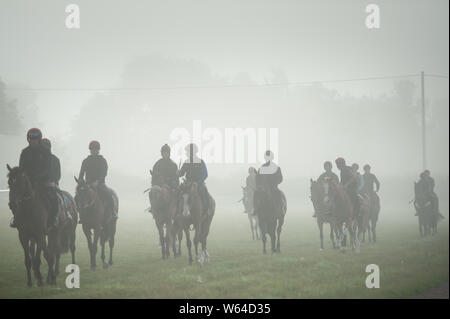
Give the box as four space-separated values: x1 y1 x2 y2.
4 73 438 92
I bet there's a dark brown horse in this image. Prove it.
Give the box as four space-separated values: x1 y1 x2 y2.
414 180 440 237
327 178 358 253
310 179 337 250
7 164 57 286
174 180 215 266
75 177 118 270
254 174 286 255
53 189 78 276
362 191 380 243
147 170 178 259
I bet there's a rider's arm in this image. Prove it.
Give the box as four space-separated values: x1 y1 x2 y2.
374 175 380 192
100 158 108 183
274 167 283 185
178 162 186 177
199 160 208 183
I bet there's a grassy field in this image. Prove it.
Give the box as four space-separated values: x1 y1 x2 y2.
0 205 448 299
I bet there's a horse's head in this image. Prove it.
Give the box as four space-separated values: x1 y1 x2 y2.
178 181 199 217
149 185 171 212
74 176 97 210
7 164 33 201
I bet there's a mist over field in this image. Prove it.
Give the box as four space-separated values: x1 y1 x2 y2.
0 0 448 299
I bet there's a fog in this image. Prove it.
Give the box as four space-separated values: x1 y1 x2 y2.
0 0 448 217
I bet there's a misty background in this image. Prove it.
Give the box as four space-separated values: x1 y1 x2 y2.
0 0 448 218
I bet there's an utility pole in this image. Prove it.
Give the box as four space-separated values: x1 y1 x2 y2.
421 71 426 170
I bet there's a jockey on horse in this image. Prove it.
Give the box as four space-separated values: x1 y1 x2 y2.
335 157 360 218
312 161 339 217
362 164 380 205
178 143 212 216
149 144 179 214
10 128 59 231
78 140 116 222
257 150 285 216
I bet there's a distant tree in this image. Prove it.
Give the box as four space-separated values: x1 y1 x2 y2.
0 78 22 135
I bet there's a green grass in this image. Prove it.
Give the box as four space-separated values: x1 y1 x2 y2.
0 208 448 299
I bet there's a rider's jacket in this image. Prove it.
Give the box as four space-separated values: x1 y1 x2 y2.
362 173 380 193
179 157 208 184
19 144 51 184
340 165 357 191
49 153 61 185
78 155 108 184
318 171 339 184
258 161 283 190
151 158 179 188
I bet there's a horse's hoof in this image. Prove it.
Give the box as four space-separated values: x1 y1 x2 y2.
90 266 96 272
320 248 324 251
37 280 43 287
108 261 113 266
27 281 32 288
263 250 267 255
103 263 108 269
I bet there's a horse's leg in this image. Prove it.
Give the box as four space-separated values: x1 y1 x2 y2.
70 224 76 264
261 230 267 255
255 215 260 240
83 226 95 271
156 221 166 259
165 223 172 258
249 214 255 240
45 232 57 285
276 217 283 253
108 233 115 266
33 238 44 287
372 219 377 243
194 222 201 263
92 228 101 271
55 251 61 277
19 233 33 287
184 227 193 265
329 222 336 249
100 231 108 269
318 219 324 250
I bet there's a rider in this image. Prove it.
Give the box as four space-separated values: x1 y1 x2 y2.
258 150 284 215
362 164 380 210
78 141 116 219
422 169 442 218
10 128 58 230
41 138 61 186
313 161 339 217
151 144 179 189
178 143 211 215
335 157 360 217
149 144 179 213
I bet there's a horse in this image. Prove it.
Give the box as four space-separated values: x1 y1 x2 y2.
414 181 437 236
310 179 337 250
175 180 215 266
75 177 118 270
7 164 58 286
240 186 260 240
356 193 371 245
362 191 380 243
253 174 286 254
147 170 178 259
53 189 78 276
327 178 358 253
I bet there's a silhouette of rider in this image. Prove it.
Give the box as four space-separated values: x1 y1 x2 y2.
258 150 284 215
313 161 339 217
10 128 58 230
244 167 257 214
151 144 179 189
78 140 116 219
335 157 360 217
422 169 442 218
178 143 211 215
